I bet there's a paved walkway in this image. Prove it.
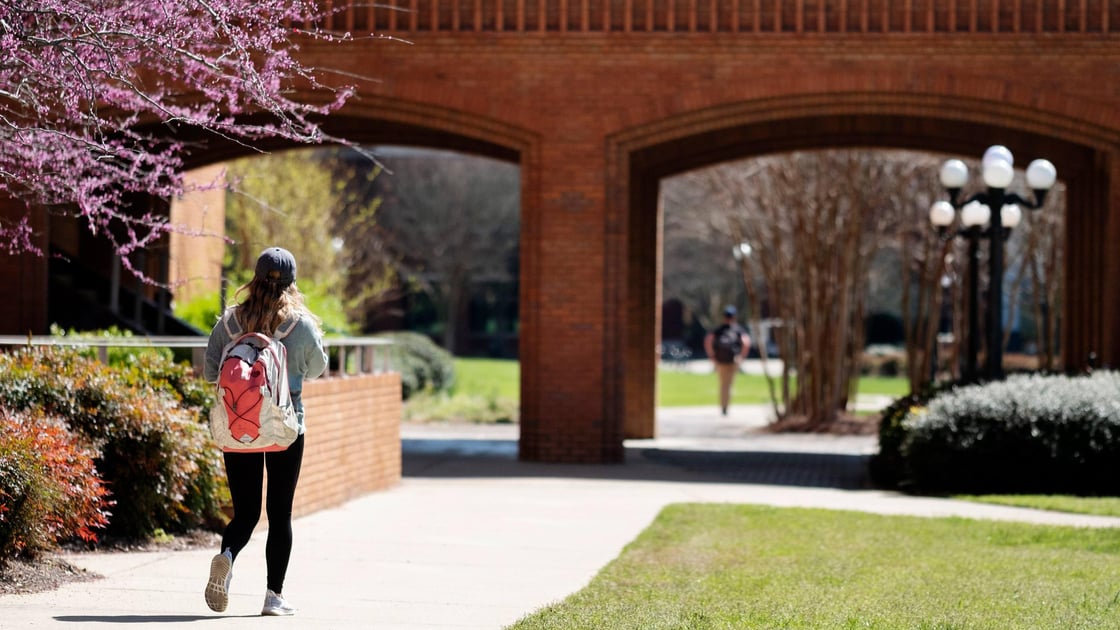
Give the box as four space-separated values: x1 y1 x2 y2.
3 406 1119 629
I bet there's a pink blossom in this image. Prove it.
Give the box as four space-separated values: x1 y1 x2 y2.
0 1 356 278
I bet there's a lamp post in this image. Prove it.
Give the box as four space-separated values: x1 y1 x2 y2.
929 145 1057 381
929 199 989 382
731 240 752 318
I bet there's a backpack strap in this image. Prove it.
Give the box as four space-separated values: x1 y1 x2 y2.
274 317 299 340
220 308 243 339
221 307 297 341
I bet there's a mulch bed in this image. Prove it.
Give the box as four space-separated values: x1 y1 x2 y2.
0 529 221 596
766 412 880 435
0 556 97 595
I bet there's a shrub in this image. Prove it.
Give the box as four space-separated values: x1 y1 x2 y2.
869 392 925 489
374 331 455 399
172 290 224 333
49 324 175 364
869 378 959 489
0 347 226 539
860 345 906 377
115 351 216 412
0 408 110 561
896 372 1120 495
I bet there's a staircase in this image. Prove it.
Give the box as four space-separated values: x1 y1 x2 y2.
48 251 203 336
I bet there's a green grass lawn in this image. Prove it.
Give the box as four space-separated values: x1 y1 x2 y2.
450 357 520 400
402 358 520 423
508 503 1120 630
444 358 909 409
657 369 774 406
418 360 1118 532
409 358 908 422
956 495 1120 518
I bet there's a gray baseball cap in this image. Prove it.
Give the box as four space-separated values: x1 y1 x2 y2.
255 247 297 287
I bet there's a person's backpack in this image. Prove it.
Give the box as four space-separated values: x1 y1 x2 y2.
209 313 300 453
713 324 742 363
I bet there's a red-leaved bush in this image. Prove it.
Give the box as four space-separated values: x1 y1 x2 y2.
0 347 226 540
0 407 111 562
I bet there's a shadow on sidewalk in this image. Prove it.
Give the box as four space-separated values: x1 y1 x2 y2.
402 439 875 491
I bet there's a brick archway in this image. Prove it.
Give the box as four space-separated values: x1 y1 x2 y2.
180 97 537 168
10 1 1120 465
607 92 1120 443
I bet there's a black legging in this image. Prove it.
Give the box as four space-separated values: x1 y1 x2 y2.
221 434 304 594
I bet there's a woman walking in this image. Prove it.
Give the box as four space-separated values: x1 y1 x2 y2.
202 247 327 616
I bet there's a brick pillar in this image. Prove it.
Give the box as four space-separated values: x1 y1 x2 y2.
0 197 48 335
518 141 624 463
623 174 658 439
1063 148 1113 372
1100 148 1120 369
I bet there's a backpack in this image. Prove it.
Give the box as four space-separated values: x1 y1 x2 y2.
713 324 742 364
208 313 300 453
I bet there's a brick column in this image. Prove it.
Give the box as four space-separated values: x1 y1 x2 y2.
1101 148 1120 369
518 140 624 463
1063 148 1114 372
623 174 659 439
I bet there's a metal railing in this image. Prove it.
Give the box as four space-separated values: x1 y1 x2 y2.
0 335 395 378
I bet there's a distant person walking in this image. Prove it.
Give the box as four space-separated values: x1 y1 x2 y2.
202 247 328 617
704 306 751 416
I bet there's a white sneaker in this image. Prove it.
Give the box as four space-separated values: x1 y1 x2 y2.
261 589 296 616
204 550 233 612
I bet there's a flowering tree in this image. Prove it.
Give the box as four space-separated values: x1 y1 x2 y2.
0 0 353 275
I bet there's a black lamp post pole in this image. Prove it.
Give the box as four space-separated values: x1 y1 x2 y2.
984 187 1007 380
964 227 981 382
944 186 982 383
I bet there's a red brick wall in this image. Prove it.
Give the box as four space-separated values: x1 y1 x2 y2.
8 5 1120 463
294 373 402 518
300 30 1120 462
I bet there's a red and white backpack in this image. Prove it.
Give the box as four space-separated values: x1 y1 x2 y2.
209 312 300 453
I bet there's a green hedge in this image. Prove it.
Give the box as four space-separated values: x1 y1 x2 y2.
877 372 1120 495
869 379 957 489
375 331 455 400
0 347 226 540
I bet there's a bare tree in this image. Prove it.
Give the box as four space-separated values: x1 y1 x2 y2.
1031 185 1066 371
887 155 956 392
371 148 520 353
664 149 1068 429
665 150 950 428
1004 182 1066 371
661 178 743 332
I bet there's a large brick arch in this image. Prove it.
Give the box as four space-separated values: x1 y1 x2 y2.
10 1 1120 465
180 97 536 168
608 91 1120 441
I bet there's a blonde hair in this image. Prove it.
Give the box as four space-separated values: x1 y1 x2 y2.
233 276 322 336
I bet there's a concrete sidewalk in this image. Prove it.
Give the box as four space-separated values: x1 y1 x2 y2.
3 406 1120 629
